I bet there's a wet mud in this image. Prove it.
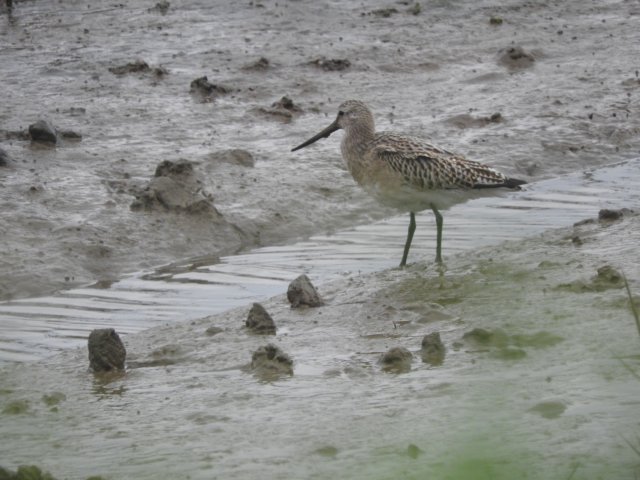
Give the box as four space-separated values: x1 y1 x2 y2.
1 0 639 301
1 211 639 479
1 1 640 478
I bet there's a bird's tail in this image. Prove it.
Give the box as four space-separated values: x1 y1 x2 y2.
503 177 527 189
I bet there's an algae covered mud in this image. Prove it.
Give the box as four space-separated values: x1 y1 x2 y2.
1 211 639 479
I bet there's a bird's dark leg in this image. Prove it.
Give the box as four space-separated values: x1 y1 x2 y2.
431 205 443 264
400 211 416 267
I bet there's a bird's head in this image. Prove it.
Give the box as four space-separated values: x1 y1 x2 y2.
291 100 374 152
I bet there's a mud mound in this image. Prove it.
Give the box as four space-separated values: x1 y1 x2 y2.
130 159 221 215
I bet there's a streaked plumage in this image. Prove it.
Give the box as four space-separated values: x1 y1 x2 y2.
292 100 526 266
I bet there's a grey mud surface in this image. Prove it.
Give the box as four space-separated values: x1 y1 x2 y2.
1 0 639 300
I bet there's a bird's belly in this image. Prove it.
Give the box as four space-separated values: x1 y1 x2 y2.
346 154 508 213
361 182 497 213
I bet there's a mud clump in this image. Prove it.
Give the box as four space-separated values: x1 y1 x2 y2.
250 344 293 378
309 57 351 72
498 46 535 70
88 328 126 373
446 112 503 129
154 159 193 177
380 347 413 373
271 96 300 113
59 129 82 140
242 57 270 71
595 265 623 284
287 274 324 308
556 264 624 292
189 76 230 102
27 120 81 145
109 59 167 77
367 7 398 18
148 0 170 14
598 208 632 222
460 328 527 360
28 120 58 144
573 208 633 227
0 147 10 166
130 159 221 215
246 303 276 334
420 332 445 366
206 149 255 168
462 327 508 346
256 96 302 123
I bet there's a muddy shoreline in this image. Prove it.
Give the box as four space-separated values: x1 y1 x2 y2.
1 0 640 301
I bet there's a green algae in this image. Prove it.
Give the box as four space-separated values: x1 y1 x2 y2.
556 265 625 293
528 401 567 419
314 446 338 458
511 331 564 349
41 392 66 407
2 399 29 415
0 465 57 480
492 346 527 360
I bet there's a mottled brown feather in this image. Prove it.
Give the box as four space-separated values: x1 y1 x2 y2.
372 132 510 190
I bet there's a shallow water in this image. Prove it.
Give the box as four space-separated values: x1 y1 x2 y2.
1 158 639 363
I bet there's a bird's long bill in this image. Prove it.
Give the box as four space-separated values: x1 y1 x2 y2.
291 119 339 152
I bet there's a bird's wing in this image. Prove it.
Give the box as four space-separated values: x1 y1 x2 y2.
373 133 509 190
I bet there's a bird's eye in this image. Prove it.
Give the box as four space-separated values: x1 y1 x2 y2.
338 111 345 116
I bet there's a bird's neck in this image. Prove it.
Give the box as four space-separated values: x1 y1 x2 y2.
341 123 375 158
340 123 375 185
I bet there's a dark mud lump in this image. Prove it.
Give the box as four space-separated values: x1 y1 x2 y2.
88 328 126 373
28 120 57 144
498 46 535 69
421 332 445 366
287 274 323 308
251 344 293 376
246 303 277 334
380 347 413 373
0 147 10 166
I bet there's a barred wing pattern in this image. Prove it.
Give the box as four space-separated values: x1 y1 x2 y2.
373 133 509 190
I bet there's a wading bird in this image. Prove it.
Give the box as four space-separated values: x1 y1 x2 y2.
292 100 526 266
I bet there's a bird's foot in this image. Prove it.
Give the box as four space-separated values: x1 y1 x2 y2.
433 258 446 276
